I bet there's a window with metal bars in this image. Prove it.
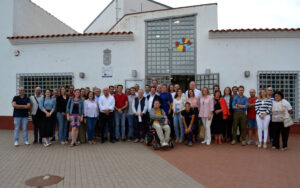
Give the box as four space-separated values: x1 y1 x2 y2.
16 73 74 96
257 71 299 120
196 73 220 94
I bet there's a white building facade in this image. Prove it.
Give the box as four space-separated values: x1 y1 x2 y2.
1 0 300 126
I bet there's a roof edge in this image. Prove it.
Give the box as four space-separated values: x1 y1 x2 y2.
147 0 172 9
209 28 300 33
108 3 217 32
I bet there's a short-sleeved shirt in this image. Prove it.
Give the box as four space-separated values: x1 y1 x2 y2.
247 97 258 119
12 96 30 117
181 109 195 126
114 93 128 109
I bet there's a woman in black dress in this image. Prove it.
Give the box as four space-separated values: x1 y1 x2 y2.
211 90 224 144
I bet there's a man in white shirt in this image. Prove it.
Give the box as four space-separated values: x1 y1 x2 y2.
29 87 42 144
132 89 148 143
185 81 201 99
143 84 151 97
99 88 115 143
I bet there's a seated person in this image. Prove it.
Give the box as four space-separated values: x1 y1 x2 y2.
181 102 195 147
149 100 171 147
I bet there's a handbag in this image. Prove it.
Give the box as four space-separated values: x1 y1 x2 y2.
282 103 294 127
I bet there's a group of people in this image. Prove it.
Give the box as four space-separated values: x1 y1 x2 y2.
12 80 293 150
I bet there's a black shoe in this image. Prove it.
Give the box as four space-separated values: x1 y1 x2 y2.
101 140 105 144
33 141 38 144
104 137 108 141
122 138 126 142
115 138 119 142
50 138 56 141
110 140 115 143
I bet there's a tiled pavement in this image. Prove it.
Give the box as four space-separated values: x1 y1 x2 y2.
0 130 203 188
154 135 300 188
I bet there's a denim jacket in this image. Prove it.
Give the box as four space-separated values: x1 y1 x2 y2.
66 98 84 115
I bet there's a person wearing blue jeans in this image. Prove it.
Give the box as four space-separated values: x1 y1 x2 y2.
84 91 99 144
56 86 69 145
182 102 195 147
127 87 136 140
114 85 128 141
12 87 31 146
172 89 186 143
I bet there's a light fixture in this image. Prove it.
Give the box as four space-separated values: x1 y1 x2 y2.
244 71 250 78
155 35 160 38
174 20 180 24
132 70 137 77
14 50 20 56
79 72 85 79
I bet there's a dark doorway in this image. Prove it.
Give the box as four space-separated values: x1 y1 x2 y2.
171 75 195 92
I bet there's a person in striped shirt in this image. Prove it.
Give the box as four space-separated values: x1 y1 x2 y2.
255 89 273 148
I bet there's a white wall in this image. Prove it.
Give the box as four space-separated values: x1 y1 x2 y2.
13 0 77 35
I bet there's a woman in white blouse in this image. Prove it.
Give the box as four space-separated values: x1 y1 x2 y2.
84 91 99 144
172 88 186 143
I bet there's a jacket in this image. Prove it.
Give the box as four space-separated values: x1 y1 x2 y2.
149 108 168 126
66 98 84 115
220 97 230 120
146 94 162 108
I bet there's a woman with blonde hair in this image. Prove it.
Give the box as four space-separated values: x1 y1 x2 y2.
255 89 272 148
199 87 214 145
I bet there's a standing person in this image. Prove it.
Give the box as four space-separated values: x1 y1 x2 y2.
231 86 248 146
12 87 31 146
271 91 292 150
77 88 87 144
39 89 56 147
213 85 220 94
125 88 131 96
156 85 162 96
172 89 186 143
29 87 43 144
94 88 101 138
223 87 234 142
94 88 101 103
84 91 99 144
127 87 136 141
149 100 171 147
232 86 238 97
134 84 140 96
99 88 115 143
199 87 214 145
109 86 115 96
67 85 75 98
181 102 195 146
267 87 274 145
185 81 201 99
211 90 230 144
247 89 258 145
152 79 158 89
147 86 161 110
186 89 200 142
50 89 58 141
66 89 84 147
132 89 148 143
169 84 176 99
144 85 151 97
85 87 90 96
114 85 128 141
159 84 173 137
255 89 272 148
56 86 69 145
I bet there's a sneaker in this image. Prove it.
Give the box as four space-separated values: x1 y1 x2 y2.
206 141 211 146
241 141 247 146
14 141 19 147
272 146 276 149
24 141 30 145
263 144 268 149
127 139 132 142
281 147 287 151
161 142 168 147
140 138 144 143
175 138 179 143
179 138 183 143
257 143 262 148
134 139 139 143
188 141 193 147
201 140 207 144
231 140 236 145
247 140 252 145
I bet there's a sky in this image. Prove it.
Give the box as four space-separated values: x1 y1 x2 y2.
32 0 300 33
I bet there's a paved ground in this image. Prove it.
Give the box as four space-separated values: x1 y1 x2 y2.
154 135 300 188
0 130 203 188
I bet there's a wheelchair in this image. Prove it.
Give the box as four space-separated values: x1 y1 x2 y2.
144 120 174 150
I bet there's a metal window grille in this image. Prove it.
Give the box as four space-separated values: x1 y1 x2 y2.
257 71 299 120
145 15 196 76
16 73 74 96
196 73 220 94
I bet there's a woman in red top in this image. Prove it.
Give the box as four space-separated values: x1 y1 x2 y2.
247 89 258 145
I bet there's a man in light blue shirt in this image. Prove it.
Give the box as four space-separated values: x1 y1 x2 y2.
231 85 248 146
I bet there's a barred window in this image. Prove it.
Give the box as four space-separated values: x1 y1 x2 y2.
16 73 74 97
258 71 299 119
196 73 220 94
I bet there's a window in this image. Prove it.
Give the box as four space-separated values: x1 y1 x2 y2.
146 15 196 76
146 76 171 86
16 73 74 96
196 73 220 93
258 71 299 119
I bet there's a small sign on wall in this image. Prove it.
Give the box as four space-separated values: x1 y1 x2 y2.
102 66 112 77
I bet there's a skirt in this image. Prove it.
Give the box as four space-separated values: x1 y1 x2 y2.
41 110 53 138
70 114 81 128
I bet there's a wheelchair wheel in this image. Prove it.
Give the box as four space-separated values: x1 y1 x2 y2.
152 142 159 150
169 140 174 148
145 134 152 146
